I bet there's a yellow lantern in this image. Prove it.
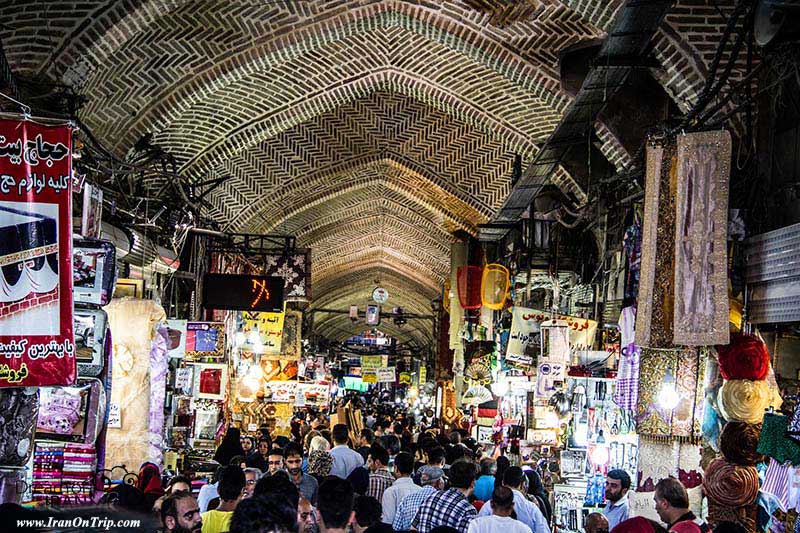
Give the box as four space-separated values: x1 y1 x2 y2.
481 263 510 310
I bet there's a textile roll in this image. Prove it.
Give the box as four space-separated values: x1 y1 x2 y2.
718 379 774 424
716 333 770 381
636 141 677 348
673 130 731 346
719 422 765 466
703 457 759 507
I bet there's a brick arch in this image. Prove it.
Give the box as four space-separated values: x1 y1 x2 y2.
316 252 441 294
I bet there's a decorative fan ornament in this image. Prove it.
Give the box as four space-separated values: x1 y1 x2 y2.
465 360 492 384
463 385 493 406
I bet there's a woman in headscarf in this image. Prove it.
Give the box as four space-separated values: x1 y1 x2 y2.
136 462 165 510
307 439 333 484
525 468 552 524
494 455 510 489
213 427 245 466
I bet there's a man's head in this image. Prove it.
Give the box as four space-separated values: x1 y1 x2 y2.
448 460 476 492
427 447 446 467
359 428 375 447
584 512 609 533
490 486 515 518
332 424 350 445
218 465 246 503
605 469 631 503
654 477 690 524
318 477 355 532
419 466 446 489
228 494 297 533
367 444 389 472
298 497 316 533
393 452 414 478
353 495 382 532
284 442 304 477
243 468 261 499
253 471 300 509
166 475 192 495
479 458 497 477
502 466 527 492
268 448 285 475
161 491 202 533
449 431 461 444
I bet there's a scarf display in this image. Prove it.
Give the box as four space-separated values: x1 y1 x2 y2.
719 421 765 466
308 450 333 477
703 457 759 507
614 306 640 411
717 333 770 381
636 141 677 348
636 437 703 492
718 379 777 424
636 347 705 441
673 130 731 346
759 413 800 466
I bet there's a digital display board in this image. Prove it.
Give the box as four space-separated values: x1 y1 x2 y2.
202 273 284 312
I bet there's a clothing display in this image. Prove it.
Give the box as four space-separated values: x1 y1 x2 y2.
703 457 759 507
614 306 640 411
636 438 703 492
716 333 771 381
673 130 731 346
718 379 777 424
759 414 800 466
719 421 765 466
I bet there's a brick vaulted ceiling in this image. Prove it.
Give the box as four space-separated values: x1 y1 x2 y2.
0 0 746 344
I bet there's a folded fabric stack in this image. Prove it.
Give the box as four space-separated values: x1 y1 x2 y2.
61 443 96 504
31 443 64 503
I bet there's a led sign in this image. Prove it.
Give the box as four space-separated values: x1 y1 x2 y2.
202 274 284 312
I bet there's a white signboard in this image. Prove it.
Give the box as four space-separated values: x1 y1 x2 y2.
108 402 121 428
376 367 396 383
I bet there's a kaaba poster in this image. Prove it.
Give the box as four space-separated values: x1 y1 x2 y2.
0 118 75 387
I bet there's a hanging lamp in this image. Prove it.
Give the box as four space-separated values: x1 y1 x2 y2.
481 263 510 310
457 266 483 309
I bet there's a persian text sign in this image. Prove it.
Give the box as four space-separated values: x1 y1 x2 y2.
376 367 396 383
507 307 597 363
0 119 75 386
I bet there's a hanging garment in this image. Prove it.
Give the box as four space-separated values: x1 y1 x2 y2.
614 306 640 411
759 414 800 466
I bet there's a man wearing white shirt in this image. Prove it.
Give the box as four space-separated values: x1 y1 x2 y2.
468 486 532 533
381 452 421 524
477 467 549 533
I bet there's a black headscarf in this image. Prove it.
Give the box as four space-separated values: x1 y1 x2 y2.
494 456 510 489
213 427 245 466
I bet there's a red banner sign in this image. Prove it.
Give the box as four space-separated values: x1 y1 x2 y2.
0 118 75 386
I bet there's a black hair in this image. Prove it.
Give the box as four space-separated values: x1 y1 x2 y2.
284 442 303 459
394 452 414 475
268 447 285 457
447 461 476 489
360 428 375 444
217 465 246 502
713 522 748 533
229 494 298 533
607 469 631 491
332 424 349 444
369 443 390 467
491 485 515 510
166 475 192 492
254 471 300 509
430 527 459 533
354 495 382 527
318 477 355 529
479 458 497 476
427 447 445 465
381 434 401 456
160 490 193 527
347 467 370 496
502 466 526 489
229 454 246 466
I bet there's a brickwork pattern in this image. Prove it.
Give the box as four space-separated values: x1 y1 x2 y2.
0 0 742 341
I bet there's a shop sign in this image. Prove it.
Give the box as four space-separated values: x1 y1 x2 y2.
0 118 75 387
298 383 329 406
360 355 382 370
372 287 389 304
362 371 377 384
185 322 225 361
107 402 121 428
267 381 297 403
419 365 427 384
166 320 187 358
365 304 380 325
175 367 193 391
536 361 566 399
202 273 284 312
376 367 396 383
241 311 284 355
505 352 534 366
399 372 412 385
507 307 597 362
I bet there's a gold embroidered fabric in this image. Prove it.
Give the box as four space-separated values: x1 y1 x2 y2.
636 141 677 348
673 131 731 346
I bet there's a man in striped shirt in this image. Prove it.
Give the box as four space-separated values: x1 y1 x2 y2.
366 444 393 502
392 466 446 531
411 461 477 533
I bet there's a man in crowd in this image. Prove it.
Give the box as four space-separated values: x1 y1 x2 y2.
358 428 375 462
603 469 630 530
411 460 477 533
317 476 356 533
585 513 610 533
353 495 393 533
242 468 261 499
366 443 394 501
654 477 709 533
201 465 245 533
228 494 297 533
477 466 549 533
468 486 531 533
285 442 319 504
473 458 496 502
298 497 319 533
267 447 285 475
393 466 446 531
161 491 202 533
413 446 445 485
381 451 421 524
197 468 220 513
330 423 365 479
